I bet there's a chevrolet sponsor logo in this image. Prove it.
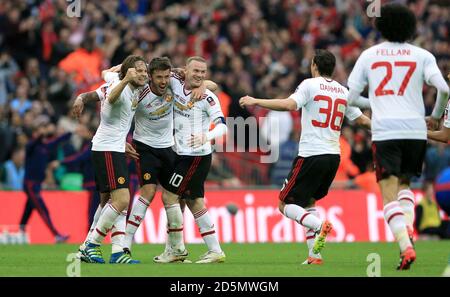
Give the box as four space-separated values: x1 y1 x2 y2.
149 105 170 116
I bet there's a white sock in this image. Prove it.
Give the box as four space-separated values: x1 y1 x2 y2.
89 204 121 245
124 196 149 250
397 189 415 228
111 211 127 254
305 207 321 258
165 204 185 253
164 224 171 253
83 205 103 245
384 201 412 252
283 204 322 231
194 208 221 253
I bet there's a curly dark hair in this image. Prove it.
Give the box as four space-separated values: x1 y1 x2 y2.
375 3 416 42
119 55 147 80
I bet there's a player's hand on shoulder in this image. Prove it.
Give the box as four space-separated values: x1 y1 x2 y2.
172 67 186 79
239 95 256 108
191 83 206 101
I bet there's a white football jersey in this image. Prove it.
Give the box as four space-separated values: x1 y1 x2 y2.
171 75 224 156
92 79 139 152
133 84 174 148
348 41 442 141
103 72 175 148
290 77 362 157
444 100 450 129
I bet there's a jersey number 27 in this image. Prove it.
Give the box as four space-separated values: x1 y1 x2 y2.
371 61 416 96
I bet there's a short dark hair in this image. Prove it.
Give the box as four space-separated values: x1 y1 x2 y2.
313 49 336 77
375 3 416 42
148 57 172 75
119 55 146 80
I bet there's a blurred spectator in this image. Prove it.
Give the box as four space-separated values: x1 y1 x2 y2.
207 154 242 188
435 167 450 217
0 147 25 190
0 50 19 106
424 142 450 182
10 84 32 116
270 130 300 186
415 182 450 239
352 163 379 193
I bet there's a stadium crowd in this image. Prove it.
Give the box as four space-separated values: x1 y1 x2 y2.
0 0 449 191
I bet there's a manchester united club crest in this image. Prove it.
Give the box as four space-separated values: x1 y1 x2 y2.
165 94 173 102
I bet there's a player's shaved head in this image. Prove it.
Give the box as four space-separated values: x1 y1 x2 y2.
186 56 206 66
312 49 336 77
375 3 416 43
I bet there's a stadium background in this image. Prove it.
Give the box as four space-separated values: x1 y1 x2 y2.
0 0 449 249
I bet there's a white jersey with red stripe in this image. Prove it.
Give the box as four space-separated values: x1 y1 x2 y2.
171 75 224 156
92 79 139 152
348 41 442 141
290 77 362 157
102 72 176 148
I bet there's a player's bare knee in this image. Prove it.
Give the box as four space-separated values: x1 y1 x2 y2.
162 188 179 207
110 188 130 211
186 198 204 214
140 184 156 203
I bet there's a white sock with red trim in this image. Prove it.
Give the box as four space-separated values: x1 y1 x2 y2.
283 204 322 231
305 207 321 258
397 189 415 228
89 203 121 245
111 211 126 253
166 204 185 253
84 205 103 244
383 201 412 252
164 205 186 253
194 208 222 253
124 196 149 250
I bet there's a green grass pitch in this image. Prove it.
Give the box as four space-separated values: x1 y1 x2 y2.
0 241 449 277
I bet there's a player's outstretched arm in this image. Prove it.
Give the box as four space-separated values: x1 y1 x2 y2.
427 127 450 143
72 91 100 118
429 74 450 120
239 95 297 111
